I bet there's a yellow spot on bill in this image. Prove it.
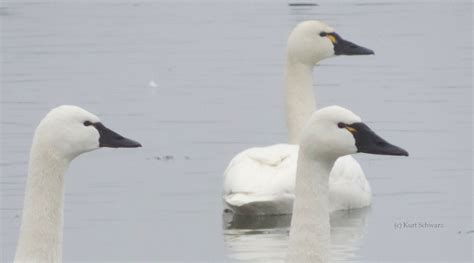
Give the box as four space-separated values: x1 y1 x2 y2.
327 34 337 44
346 126 357 133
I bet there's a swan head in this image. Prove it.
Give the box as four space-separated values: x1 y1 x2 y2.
33 105 141 160
287 20 374 65
300 106 408 160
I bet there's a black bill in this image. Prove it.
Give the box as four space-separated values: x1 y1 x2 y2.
93 122 142 148
343 122 408 156
329 32 374 55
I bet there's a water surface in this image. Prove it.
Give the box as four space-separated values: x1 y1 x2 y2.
1 0 472 262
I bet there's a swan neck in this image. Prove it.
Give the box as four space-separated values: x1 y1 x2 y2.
15 142 70 262
284 61 315 144
287 150 335 263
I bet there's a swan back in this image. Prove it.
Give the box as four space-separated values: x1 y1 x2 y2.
223 144 298 214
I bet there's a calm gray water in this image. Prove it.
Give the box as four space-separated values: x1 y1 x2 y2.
1 0 472 262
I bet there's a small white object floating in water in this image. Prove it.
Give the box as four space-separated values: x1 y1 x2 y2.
149 80 158 88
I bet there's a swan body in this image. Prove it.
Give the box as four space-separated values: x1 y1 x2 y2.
286 106 407 263
224 144 297 215
223 145 370 215
14 105 141 263
223 21 374 215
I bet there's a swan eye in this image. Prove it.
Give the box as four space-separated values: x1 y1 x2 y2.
320 32 328 37
83 121 93 126
337 122 346 128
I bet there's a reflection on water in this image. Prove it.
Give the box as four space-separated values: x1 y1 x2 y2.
330 208 370 261
223 207 370 262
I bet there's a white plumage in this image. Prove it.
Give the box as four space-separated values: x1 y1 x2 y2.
15 105 140 263
285 106 407 262
223 21 375 215
223 144 371 215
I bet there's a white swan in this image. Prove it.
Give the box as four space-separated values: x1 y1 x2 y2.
287 106 408 263
14 105 141 263
223 21 375 215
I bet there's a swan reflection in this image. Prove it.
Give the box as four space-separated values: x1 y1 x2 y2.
223 207 370 262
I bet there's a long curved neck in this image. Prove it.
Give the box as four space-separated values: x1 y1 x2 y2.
284 60 315 144
287 149 335 263
15 141 70 263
